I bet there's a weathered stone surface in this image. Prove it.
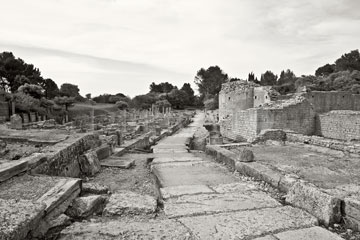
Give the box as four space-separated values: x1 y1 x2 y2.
344 196 360 222
152 156 204 164
100 156 135 169
0 159 28 183
160 185 214 199
232 147 254 162
10 114 22 129
212 182 258 193
275 226 343 240
79 151 101 176
104 191 157 216
95 145 111 160
82 182 109 195
59 219 192 240
165 191 281 218
152 162 237 187
66 195 107 219
179 206 318 239
49 214 72 229
0 198 45 240
286 182 342 226
253 236 278 240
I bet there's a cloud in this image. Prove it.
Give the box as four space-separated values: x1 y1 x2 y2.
0 0 359 95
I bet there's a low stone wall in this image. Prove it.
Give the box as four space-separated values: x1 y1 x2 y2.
286 132 360 155
31 133 101 177
317 110 360 141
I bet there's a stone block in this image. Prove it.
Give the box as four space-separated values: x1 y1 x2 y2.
286 182 342 226
66 195 107 219
10 114 22 129
104 191 157 216
160 185 214 199
95 145 111 160
79 151 101 176
82 182 109 195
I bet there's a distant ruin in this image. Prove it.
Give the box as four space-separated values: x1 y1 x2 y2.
218 80 360 142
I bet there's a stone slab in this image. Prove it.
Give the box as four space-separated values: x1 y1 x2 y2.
211 182 259 193
0 198 45 240
59 219 192 240
179 206 318 239
100 156 135 169
160 185 214 199
104 191 157 216
152 162 238 187
275 226 343 240
82 182 109 195
253 236 278 240
286 182 342 226
0 159 28 183
344 196 360 221
66 195 107 219
152 148 189 153
164 191 281 218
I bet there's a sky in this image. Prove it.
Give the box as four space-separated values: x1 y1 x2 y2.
0 0 359 97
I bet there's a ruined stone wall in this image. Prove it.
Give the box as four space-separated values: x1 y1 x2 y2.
305 91 360 113
220 97 316 141
219 87 254 120
253 87 271 107
0 101 9 121
220 109 258 141
317 110 360 141
256 99 316 136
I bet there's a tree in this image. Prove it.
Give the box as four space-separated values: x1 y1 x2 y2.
260 71 277 86
166 89 189 109
315 64 335 77
60 83 80 97
194 66 228 98
130 93 158 109
85 93 91 99
277 69 296 86
54 96 76 111
247 72 260 84
17 83 44 99
115 101 129 110
180 83 195 105
294 75 317 92
42 78 59 99
335 49 360 72
150 82 176 93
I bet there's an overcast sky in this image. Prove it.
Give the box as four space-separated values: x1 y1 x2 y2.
0 0 359 97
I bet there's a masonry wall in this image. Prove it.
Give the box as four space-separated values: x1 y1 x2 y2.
317 111 360 141
220 99 316 141
220 108 258 141
219 88 254 120
0 101 9 120
254 87 271 107
305 91 360 113
256 100 316 136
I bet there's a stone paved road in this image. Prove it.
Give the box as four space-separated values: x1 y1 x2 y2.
60 112 344 240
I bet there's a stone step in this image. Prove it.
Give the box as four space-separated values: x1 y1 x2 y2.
0 159 28 183
100 156 135 169
0 174 81 239
178 206 318 239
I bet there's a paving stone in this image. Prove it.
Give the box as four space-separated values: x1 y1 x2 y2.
0 198 45 240
286 181 342 226
165 191 281 218
160 185 214 199
66 195 107 219
82 182 110 195
100 156 135 169
59 219 192 240
275 226 343 240
178 206 318 239
344 196 360 222
152 162 237 187
152 148 189 153
212 182 259 193
104 191 157 216
152 156 204 164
